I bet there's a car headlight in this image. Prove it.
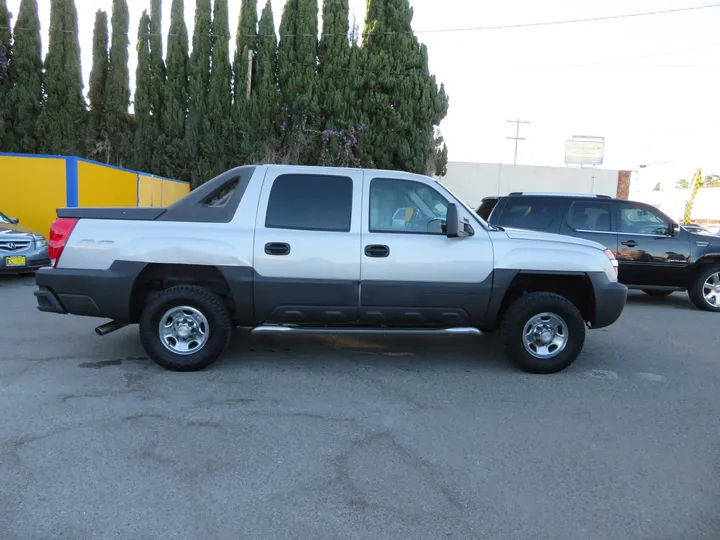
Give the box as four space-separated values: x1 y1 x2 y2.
34 235 47 248
604 248 618 278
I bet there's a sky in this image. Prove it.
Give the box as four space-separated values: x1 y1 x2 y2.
6 0 720 190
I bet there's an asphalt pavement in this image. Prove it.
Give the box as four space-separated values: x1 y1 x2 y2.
1 274 719 540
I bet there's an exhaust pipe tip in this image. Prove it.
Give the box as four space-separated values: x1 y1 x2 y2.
95 320 127 336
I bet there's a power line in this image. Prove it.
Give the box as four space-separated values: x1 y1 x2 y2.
1 3 719 39
567 41 720 67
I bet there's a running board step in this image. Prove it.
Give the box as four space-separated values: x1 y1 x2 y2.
250 325 483 336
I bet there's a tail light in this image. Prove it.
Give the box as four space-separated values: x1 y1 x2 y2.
48 217 79 267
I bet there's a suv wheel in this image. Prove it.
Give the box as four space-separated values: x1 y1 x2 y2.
501 292 586 374
139 285 233 371
689 265 720 312
642 290 673 297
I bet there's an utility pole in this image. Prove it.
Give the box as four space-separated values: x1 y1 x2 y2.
506 119 529 165
246 49 254 100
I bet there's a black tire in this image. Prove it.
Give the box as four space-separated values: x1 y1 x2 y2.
501 292 586 374
688 264 720 312
642 290 673 297
139 285 233 371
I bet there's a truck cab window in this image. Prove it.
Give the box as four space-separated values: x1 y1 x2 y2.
369 178 448 234
265 174 353 232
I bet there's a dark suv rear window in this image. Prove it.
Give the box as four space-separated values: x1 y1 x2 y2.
497 198 560 230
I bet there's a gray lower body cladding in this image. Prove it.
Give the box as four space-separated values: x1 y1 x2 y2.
34 262 626 330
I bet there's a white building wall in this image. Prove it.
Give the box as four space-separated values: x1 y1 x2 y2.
437 161 620 207
635 187 720 223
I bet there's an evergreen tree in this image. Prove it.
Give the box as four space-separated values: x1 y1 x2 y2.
208 0 231 173
149 0 165 172
133 11 152 171
36 0 87 156
318 0 350 130
277 0 319 154
250 0 279 160
87 10 109 162
106 0 132 167
362 0 449 174
232 0 258 163
0 0 13 150
161 0 189 180
186 0 212 185
7 0 44 154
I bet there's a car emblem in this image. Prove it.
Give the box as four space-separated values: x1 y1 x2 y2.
7 242 16 250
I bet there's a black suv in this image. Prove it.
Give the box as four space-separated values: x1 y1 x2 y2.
477 192 720 312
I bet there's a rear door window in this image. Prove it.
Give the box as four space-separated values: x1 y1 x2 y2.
496 198 561 231
567 201 613 232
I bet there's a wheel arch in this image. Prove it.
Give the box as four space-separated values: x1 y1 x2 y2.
490 270 596 325
130 263 234 323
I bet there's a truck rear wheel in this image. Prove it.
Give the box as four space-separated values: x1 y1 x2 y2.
139 285 232 371
501 292 586 374
689 264 720 312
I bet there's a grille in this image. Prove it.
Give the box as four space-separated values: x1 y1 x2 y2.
0 240 31 251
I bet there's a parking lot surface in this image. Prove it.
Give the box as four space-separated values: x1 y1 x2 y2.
1 274 719 540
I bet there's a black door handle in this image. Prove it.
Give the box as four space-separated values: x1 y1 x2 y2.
265 242 290 256
364 244 390 258
621 240 638 247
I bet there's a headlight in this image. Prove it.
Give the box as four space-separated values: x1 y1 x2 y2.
34 236 47 248
604 248 618 278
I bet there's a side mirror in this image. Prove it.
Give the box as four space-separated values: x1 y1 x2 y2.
9 217 19 225
446 204 470 238
670 222 679 237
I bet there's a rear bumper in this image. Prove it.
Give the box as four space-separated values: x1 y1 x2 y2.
589 273 628 329
34 262 145 320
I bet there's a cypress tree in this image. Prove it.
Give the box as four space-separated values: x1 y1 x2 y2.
185 0 212 186
250 0 279 161
186 0 212 185
162 0 189 180
208 0 232 173
7 0 43 154
87 10 109 162
318 0 350 130
133 11 152 171
0 0 13 150
36 0 87 156
106 0 132 167
149 0 165 172
231 0 258 163
362 0 449 174
277 0 319 149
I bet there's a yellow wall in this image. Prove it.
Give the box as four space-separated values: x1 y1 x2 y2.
77 161 137 207
161 179 190 205
1 154 190 238
0 155 67 236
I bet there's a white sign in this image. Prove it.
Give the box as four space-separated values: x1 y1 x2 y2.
565 137 604 165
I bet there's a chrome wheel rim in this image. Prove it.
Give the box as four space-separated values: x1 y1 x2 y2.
158 306 209 355
702 272 720 307
523 312 568 359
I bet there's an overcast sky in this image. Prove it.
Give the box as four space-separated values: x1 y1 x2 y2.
6 0 720 189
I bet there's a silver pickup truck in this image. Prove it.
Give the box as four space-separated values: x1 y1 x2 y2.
34 164 627 373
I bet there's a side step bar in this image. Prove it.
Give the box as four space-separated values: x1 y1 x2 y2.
250 325 483 336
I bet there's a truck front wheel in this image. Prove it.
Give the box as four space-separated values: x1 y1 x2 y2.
139 285 233 371
501 292 586 374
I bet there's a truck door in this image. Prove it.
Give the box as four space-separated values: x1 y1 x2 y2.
359 172 495 326
252 169 363 324
615 201 690 287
